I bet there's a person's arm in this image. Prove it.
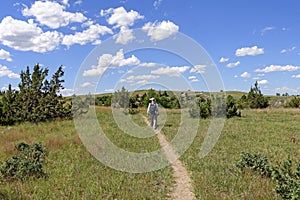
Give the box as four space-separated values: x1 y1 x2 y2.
147 103 150 115
156 104 159 115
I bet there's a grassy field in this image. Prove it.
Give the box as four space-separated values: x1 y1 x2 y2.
159 108 300 199
0 107 299 199
0 108 173 199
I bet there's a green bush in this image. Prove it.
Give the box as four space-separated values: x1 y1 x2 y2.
236 152 300 199
0 142 47 181
285 96 300 108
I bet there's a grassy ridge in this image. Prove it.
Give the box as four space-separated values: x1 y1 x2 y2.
0 108 173 199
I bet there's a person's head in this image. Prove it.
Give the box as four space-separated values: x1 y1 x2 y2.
149 97 155 103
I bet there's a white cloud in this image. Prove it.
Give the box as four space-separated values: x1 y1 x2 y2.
0 16 62 52
188 76 196 80
60 88 74 96
219 57 229 63
190 65 206 74
0 65 19 78
101 7 144 28
226 61 240 68
257 79 269 85
83 49 140 76
292 74 300 78
275 86 298 93
280 46 296 54
142 20 179 41
240 72 251 78
261 26 275 35
151 66 189 77
190 79 199 82
0 49 12 62
257 73 265 77
234 75 238 78
255 65 300 73
22 1 87 29
138 62 157 67
113 26 135 44
80 82 92 87
62 24 112 47
104 88 114 93
61 0 69 6
153 0 163 10
235 46 264 56
120 74 159 83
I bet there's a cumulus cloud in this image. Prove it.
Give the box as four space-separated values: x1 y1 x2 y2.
0 65 19 78
235 46 264 56
142 20 179 41
219 57 229 63
255 65 300 73
226 61 240 68
189 65 206 74
292 74 300 78
257 79 269 85
240 72 251 78
62 24 112 47
83 49 140 76
0 16 61 52
151 66 189 76
22 0 87 29
101 7 144 28
113 26 135 44
0 49 12 62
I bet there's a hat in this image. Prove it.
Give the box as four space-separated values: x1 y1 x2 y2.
149 97 155 101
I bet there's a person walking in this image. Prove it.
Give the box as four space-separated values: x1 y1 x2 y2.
147 97 159 130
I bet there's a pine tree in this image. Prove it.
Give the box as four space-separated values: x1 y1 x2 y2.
247 81 269 109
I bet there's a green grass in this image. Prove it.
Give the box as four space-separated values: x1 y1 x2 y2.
1 107 300 199
0 107 173 199
159 108 300 199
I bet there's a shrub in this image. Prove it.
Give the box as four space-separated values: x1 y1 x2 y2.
0 142 47 181
285 96 300 108
236 152 300 199
226 95 241 118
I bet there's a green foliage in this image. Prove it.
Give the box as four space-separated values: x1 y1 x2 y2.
189 102 200 118
189 95 241 119
0 142 47 181
112 86 130 108
71 95 90 117
237 152 300 199
226 95 241 118
247 81 269 109
285 96 300 108
0 64 71 126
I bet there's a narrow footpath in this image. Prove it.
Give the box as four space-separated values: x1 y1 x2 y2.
142 115 196 200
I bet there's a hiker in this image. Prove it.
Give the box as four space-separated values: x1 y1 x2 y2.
147 97 159 129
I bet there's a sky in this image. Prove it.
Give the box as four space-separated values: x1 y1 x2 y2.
0 0 300 96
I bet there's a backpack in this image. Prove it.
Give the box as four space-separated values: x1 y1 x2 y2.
149 103 157 115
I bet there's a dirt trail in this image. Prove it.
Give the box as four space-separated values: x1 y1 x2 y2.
142 115 196 200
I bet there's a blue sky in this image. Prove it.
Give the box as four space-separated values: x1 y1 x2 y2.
0 0 300 95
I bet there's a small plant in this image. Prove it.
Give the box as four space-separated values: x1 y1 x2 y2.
236 152 300 199
0 142 47 181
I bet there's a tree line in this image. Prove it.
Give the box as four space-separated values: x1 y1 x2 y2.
0 64 72 126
